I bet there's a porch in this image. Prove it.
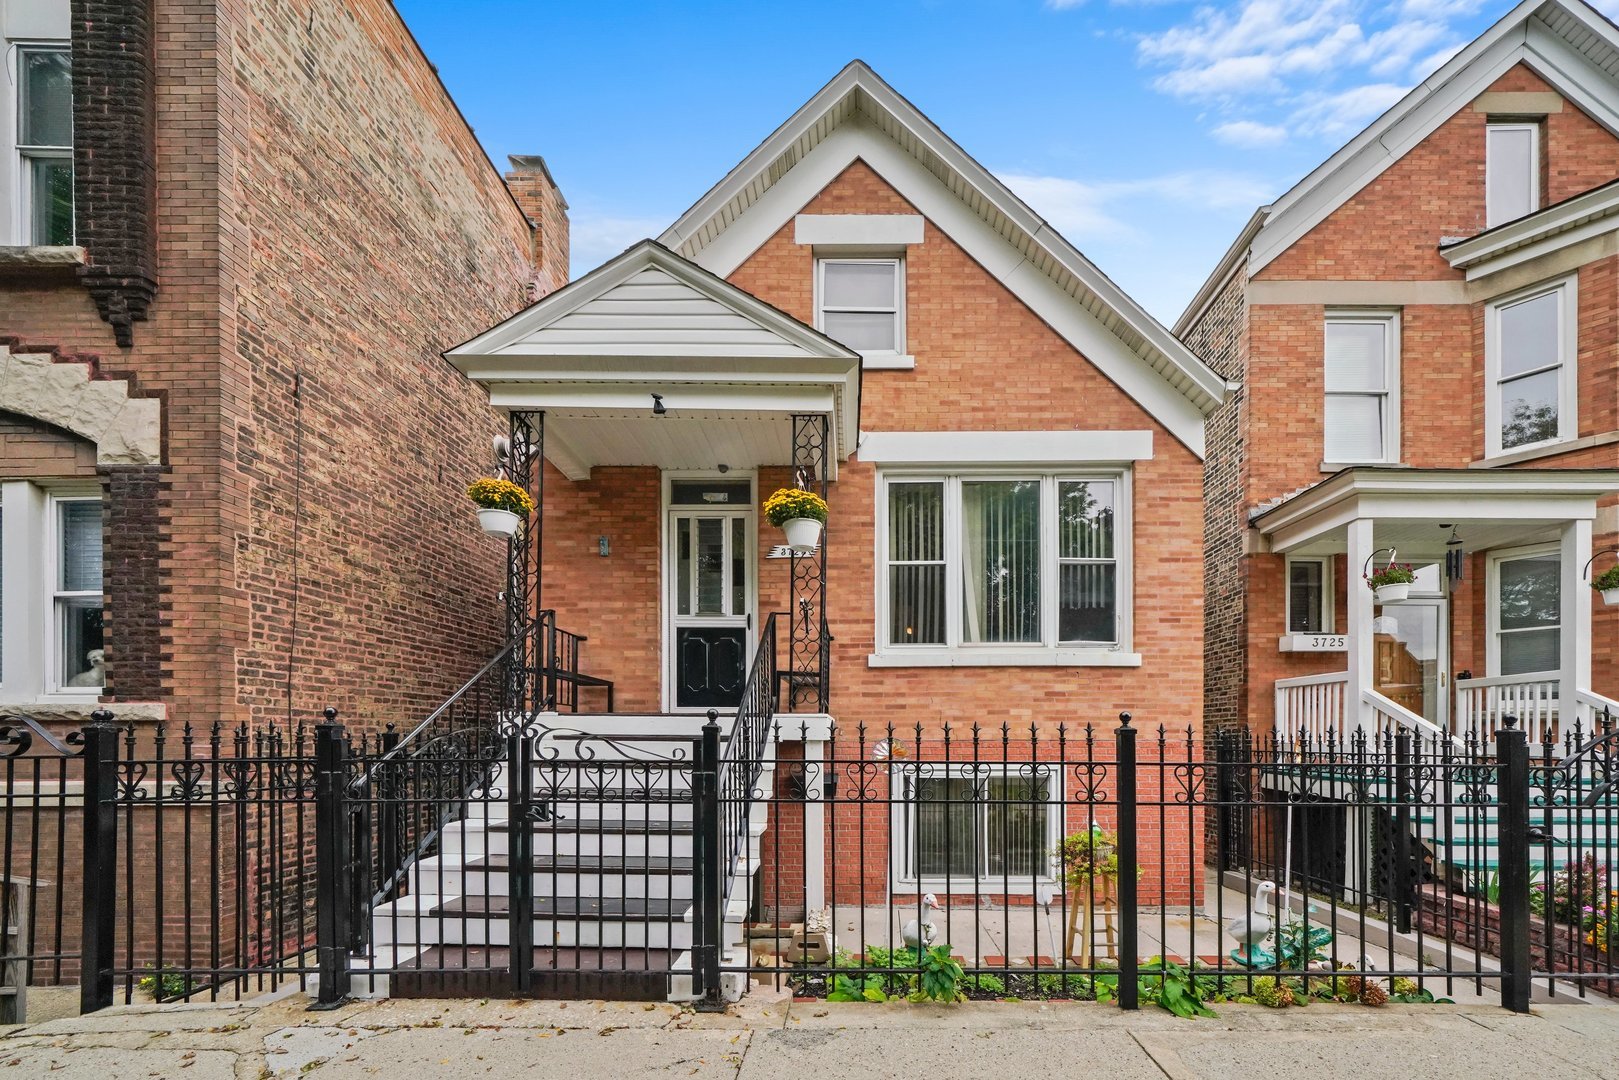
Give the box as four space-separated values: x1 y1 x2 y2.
1253 467 1619 748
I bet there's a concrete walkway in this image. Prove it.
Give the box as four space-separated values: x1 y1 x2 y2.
2 986 1616 1080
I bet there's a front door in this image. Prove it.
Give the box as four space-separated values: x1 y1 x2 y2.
1373 595 1449 729
666 478 755 711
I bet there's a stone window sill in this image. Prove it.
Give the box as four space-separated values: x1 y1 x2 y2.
867 648 1142 668
0 245 86 281
1469 432 1619 467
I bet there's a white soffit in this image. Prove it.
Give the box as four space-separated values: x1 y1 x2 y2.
794 214 923 245
859 430 1153 466
1249 0 1619 275
655 61 1224 459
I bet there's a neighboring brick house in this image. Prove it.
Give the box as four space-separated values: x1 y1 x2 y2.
444 61 1224 923
0 0 568 735
1180 0 1619 751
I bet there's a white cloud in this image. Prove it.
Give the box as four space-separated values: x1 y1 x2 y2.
1044 0 1087 8
567 213 671 277
999 169 1274 240
1288 82 1409 137
1212 119 1290 147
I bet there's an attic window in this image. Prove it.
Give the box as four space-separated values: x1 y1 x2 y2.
817 257 909 366
1486 122 1539 228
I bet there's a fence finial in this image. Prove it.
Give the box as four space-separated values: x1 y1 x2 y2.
1502 713 1519 730
322 706 338 724
89 708 116 727
1117 711 1133 730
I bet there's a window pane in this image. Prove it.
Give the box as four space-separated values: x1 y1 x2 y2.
669 480 751 506
1057 481 1113 560
961 480 1041 644
822 310 896 352
1325 322 1386 392
1487 125 1535 227
911 777 977 877
20 49 72 147
731 516 746 616
59 501 102 592
695 517 724 615
677 519 692 616
1288 561 1324 633
1324 394 1384 461
29 157 74 246
1498 290 1559 378
822 261 895 308
1059 563 1116 644
888 483 942 561
1500 369 1559 449
1498 554 1559 631
891 566 945 645
1501 628 1560 676
985 775 1050 877
61 597 105 687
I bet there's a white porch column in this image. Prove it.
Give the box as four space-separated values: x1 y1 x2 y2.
1345 517 1375 736
803 738 827 914
1560 516 1593 729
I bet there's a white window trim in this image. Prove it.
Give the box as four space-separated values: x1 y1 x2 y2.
814 256 911 369
869 467 1137 668
1483 275 1578 460
4 39 73 247
1322 309 1401 467
1485 542 1561 678
1285 555 1335 635
890 763 1062 892
0 480 101 704
1485 121 1540 229
45 491 101 698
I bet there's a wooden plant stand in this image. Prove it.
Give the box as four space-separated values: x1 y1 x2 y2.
1065 876 1118 965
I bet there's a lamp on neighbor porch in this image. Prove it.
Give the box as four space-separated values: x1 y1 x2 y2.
1583 548 1619 606
650 392 667 415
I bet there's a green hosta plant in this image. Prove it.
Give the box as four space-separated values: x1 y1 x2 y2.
1137 956 1217 1019
910 945 966 1003
827 973 890 1003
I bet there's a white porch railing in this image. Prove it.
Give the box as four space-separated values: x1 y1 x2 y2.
1362 688 1457 747
1575 688 1619 733
1275 671 1349 741
1454 671 1559 746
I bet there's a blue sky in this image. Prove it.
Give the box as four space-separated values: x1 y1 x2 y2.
394 0 1593 324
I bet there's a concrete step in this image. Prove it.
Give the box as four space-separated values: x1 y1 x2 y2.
369 893 749 950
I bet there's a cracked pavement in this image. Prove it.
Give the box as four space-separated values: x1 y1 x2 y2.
2 985 1617 1079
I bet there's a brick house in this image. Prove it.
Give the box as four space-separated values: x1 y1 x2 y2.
1180 0 1619 755
0 0 568 735
411 61 1222 993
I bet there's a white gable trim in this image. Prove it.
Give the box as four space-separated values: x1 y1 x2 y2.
795 214 923 246
656 62 1222 458
1252 2 1619 275
674 121 1210 457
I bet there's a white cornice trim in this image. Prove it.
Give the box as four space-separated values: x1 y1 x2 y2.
1442 179 1619 277
858 429 1153 466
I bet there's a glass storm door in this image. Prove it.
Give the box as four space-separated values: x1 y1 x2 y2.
668 507 753 710
1372 596 1448 729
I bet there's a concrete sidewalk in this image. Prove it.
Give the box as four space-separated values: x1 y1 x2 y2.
2 987 1616 1080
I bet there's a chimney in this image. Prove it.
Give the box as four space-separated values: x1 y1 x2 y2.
505 155 570 297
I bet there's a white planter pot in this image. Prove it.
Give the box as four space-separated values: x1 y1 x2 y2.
1373 582 1410 604
781 517 823 552
476 507 521 538
1602 587 1619 607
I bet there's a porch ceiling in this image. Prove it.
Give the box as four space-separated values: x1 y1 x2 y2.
1252 467 1619 555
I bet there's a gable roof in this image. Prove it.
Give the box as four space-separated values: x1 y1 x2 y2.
657 61 1226 458
1177 0 1619 332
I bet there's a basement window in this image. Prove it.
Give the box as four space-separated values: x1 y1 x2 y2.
894 767 1060 887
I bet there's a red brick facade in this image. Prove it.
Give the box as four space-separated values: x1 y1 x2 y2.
1187 62 1619 737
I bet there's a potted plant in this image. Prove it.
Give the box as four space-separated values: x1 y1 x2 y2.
1366 562 1416 604
465 477 534 538
1593 564 1619 607
763 487 828 552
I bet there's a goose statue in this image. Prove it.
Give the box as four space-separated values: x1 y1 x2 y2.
1226 880 1277 967
901 893 943 950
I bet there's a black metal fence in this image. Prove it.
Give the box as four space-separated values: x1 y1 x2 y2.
2 704 1615 1017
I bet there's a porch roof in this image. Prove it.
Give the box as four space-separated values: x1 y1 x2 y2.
1250 467 1619 556
444 241 861 480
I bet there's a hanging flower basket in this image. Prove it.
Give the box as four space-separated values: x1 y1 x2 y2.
1366 562 1415 605
466 477 534 538
1592 565 1619 607
763 487 828 553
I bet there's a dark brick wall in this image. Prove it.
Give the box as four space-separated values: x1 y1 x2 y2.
1182 262 1248 737
101 465 165 701
71 0 159 346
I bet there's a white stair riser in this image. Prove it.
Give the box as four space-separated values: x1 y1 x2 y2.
440 824 698 859
370 914 695 951
408 869 696 901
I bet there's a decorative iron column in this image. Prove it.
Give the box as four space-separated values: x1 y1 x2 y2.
789 413 830 713
506 411 544 716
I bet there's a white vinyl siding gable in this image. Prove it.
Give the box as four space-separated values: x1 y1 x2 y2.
1323 312 1399 465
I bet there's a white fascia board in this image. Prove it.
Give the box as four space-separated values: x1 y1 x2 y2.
859 429 1153 465
1449 208 1619 279
689 127 1210 457
486 383 835 415
794 214 923 245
